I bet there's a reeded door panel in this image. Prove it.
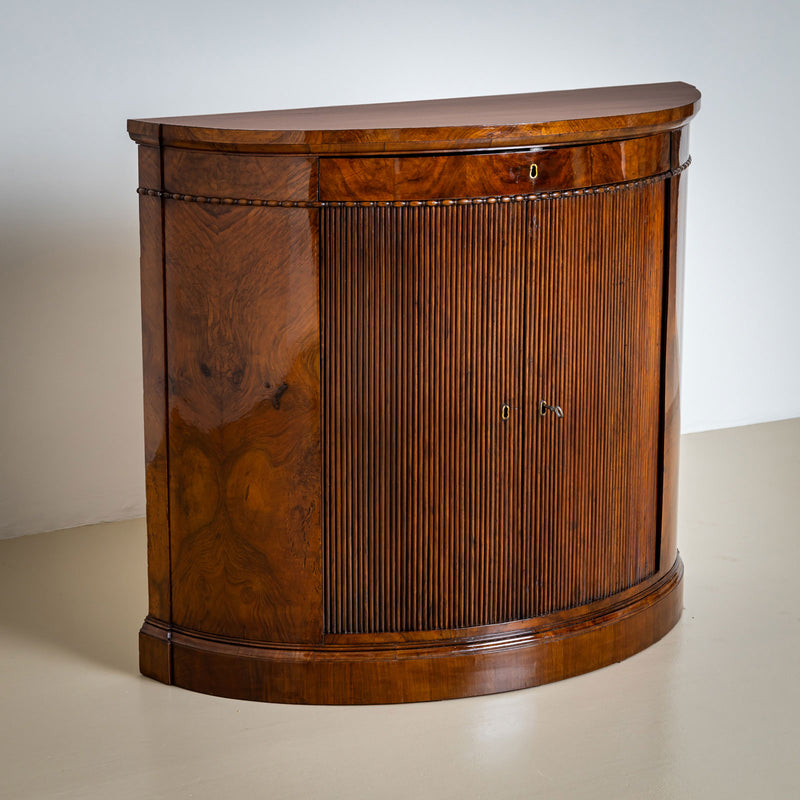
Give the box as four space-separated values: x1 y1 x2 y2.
321 182 665 634
524 186 665 615
322 203 527 633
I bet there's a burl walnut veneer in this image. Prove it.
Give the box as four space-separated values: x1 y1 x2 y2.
129 82 700 704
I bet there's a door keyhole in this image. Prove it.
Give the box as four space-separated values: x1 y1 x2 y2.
539 400 564 418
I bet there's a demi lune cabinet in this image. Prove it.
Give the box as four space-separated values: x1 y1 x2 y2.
129 82 700 704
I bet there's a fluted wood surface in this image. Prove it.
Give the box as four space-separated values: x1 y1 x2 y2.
322 182 663 634
525 185 664 617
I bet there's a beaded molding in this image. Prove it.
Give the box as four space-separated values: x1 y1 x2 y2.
137 157 691 208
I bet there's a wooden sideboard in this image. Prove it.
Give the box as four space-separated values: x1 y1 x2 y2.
129 82 700 704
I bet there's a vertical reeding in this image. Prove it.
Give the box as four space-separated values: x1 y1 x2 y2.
599 191 612 603
448 204 457 628
389 205 396 633
539 197 548 614
498 202 507 621
368 204 376 631
390 204 397 627
344 206 352 632
503 201 512 622
531 199 541 615
547 196 556 613
524 199 535 617
578 193 590 605
396 207 404 630
360 206 368 632
563 196 575 608
486 203 496 624
628 188 639 591
432 205 442 630
477 203 487 627
422 205 431 630
556 197 568 609
322 183 665 636
373 204 381 627
330 210 340 633
462 203 473 626
321 207 328 631
372 204 378 627
352 206 361 632
519 200 531 619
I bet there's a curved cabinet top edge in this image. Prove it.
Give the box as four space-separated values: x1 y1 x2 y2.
128 82 701 154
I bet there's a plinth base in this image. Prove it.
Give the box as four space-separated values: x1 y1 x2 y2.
139 556 683 705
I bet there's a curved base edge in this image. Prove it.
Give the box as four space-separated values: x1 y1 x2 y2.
140 556 683 704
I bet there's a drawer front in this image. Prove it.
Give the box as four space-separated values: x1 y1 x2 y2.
320 134 669 201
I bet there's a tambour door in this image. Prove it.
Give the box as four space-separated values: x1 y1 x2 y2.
321 180 666 635
525 183 665 614
322 202 529 634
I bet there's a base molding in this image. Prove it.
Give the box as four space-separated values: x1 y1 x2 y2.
139 616 172 685
139 557 683 704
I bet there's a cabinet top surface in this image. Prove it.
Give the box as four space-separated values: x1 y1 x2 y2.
128 82 700 154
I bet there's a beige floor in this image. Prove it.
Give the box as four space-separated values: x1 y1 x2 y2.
1 420 798 799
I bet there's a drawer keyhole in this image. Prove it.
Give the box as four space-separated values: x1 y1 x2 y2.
529 163 538 180
501 403 510 421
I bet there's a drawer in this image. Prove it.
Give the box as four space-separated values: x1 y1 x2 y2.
319 133 670 202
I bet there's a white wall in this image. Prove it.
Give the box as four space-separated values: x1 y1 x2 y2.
1 0 798 538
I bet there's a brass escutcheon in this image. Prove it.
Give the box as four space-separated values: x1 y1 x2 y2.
501 403 510 421
529 163 538 180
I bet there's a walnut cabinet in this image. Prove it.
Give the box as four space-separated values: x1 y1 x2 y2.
129 82 700 703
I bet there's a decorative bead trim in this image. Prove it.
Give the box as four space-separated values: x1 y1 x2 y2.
138 157 691 208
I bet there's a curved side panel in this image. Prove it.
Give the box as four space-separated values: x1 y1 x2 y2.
138 145 171 625
659 128 690 575
164 201 323 644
